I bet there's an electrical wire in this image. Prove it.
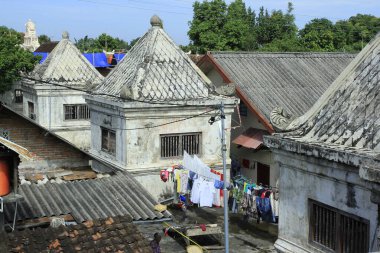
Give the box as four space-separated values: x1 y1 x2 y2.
22 76 225 131
22 76 220 108
88 107 218 131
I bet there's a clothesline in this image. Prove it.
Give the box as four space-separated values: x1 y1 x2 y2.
232 175 279 190
183 151 220 181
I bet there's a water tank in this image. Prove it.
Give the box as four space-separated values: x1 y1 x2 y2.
0 160 10 196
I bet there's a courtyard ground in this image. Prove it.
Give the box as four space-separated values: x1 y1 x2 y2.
137 206 277 252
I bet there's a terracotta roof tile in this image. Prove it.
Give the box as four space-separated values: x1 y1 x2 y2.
4 216 152 253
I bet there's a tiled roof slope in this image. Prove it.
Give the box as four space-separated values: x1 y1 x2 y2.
30 32 103 88
210 52 355 121
281 34 380 156
95 17 212 101
4 171 171 223
4 216 152 253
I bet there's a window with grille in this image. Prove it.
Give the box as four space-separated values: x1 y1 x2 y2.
101 128 116 155
161 133 201 158
64 104 90 120
239 102 248 116
309 200 369 253
14 89 23 103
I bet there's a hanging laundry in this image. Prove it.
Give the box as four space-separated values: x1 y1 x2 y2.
199 180 216 207
160 169 169 182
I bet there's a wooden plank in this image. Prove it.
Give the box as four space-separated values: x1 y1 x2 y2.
186 227 222 237
16 214 74 228
62 171 97 181
202 246 225 250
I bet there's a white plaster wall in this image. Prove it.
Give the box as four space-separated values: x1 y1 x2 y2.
22 87 38 119
273 150 379 253
21 83 91 149
207 68 225 88
124 114 230 170
53 129 91 150
230 107 277 185
36 93 89 129
89 105 232 171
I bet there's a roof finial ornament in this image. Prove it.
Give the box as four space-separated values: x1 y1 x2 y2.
150 15 162 27
62 31 69 40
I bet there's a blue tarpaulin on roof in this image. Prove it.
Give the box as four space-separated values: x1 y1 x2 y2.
114 53 125 63
33 52 48 63
83 52 111 67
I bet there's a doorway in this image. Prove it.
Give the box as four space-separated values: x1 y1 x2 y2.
257 162 270 186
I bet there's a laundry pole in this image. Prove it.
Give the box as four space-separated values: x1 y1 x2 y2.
220 101 229 253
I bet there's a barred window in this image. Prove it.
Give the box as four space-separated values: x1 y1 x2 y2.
14 89 23 103
64 104 90 120
309 200 369 253
161 133 201 158
101 128 116 155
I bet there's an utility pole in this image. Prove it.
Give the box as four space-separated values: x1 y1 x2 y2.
220 101 229 253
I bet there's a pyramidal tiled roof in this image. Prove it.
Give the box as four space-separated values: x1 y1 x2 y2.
31 32 104 88
95 16 213 101
280 33 380 155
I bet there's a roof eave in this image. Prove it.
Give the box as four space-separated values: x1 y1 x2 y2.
264 134 380 169
198 53 274 134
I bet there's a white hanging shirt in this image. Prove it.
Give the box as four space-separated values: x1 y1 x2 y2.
199 180 216 207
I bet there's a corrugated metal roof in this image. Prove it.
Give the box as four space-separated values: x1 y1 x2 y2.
0 136 34 160
232 128 268 149
210 52 355 122
30 33 104 88
95 18 213 101
4 171 171 223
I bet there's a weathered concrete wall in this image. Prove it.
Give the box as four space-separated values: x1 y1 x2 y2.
88 100 233 171
230 106 277 185
272 149 379 253
87 97 234 198
21 83 91 150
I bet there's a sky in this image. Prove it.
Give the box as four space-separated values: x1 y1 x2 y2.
1 0 380 46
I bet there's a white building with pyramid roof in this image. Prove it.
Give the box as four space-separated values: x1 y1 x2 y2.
85 16 237 199
21 32 104 150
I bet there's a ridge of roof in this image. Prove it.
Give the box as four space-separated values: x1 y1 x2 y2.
30 35 104 88
279 33 380 155
210 51 356 58
204 50 355 124
94 21 214 102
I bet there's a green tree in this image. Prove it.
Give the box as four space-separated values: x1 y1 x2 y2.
0 26 39 93
224 0 249 50
255 3 297 47
347 14 380 51
75 34 129 52
188 0 228 53
38 34 51 45
299 18 336 51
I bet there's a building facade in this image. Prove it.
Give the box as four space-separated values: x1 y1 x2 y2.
21 32 104 150
85 16 236 200
264 34 380 253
